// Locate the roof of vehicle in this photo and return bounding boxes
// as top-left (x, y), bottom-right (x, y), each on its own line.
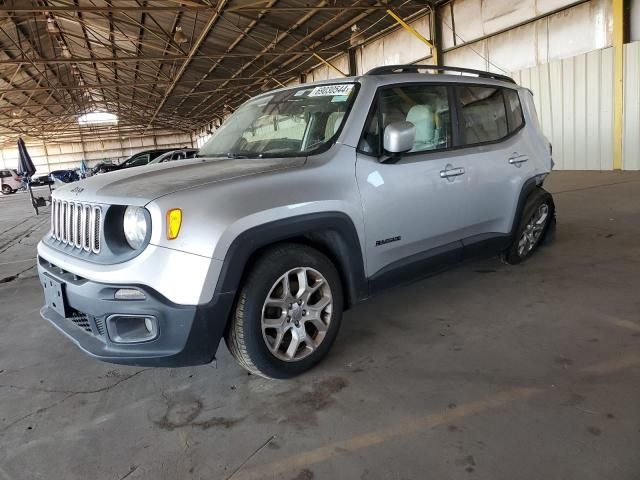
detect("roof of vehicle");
top-left (208, 65), bottom-right (525, 150)
top-left (133, 148), bottom-right (176, 154)
top-left (149, 148), bottom-right (199, 163)
top-left (365, 64), bottom-right (515, 83)
top-left (156, 148), bottom-right (198, 157)
top-left (247, 64), bottom-right (521, 105)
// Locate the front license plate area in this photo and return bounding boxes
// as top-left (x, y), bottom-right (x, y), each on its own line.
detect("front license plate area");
top-left (43, 274), bottom-right (68, 318)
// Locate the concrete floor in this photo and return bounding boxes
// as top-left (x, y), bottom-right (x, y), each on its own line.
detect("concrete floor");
top-left (1, 172), bottom-right (639, 480)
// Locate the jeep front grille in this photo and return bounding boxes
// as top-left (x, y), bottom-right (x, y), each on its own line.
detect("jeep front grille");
top-left (51, 199), bottom-right (102, 253)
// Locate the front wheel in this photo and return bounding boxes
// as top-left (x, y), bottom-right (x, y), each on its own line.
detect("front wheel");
top-left (503, 189), bottom-right (555, 265)
top-left (225, 243), bottom-right (343, 379)
top-left (1, 185), bottom-right (13, 195)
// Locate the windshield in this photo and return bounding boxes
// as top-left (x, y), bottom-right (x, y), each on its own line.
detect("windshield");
top-left (198, 83), bottom-right (358, 158)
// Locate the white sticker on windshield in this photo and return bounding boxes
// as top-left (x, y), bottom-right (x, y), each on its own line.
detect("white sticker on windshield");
top-left (308, 84), bottom-right (354, 97)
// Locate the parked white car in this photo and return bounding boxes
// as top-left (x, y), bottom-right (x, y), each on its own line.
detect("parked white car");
top-left (0, 169), bottom-right (22, 194)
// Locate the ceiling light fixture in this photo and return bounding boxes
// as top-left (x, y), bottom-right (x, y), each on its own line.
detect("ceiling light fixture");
top-left (78, 111), bottom-right (118, 125)
top-left (173, 26), bottom-right (188, 45)
top-left (350, 24), bottom-right (365, 47)
top-left (46, 17), bottom-right (60, 35)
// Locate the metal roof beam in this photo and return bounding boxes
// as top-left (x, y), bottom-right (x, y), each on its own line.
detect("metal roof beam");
top-left (0, 50), bottom-right (343, 66)
top-left (1, 5), bottom-right (392, 13)
top-left (144, 1), bottom-right (229, 131)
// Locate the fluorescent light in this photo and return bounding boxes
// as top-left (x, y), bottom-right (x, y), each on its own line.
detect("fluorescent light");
top-left (78, 111), bottom-right (118, 125)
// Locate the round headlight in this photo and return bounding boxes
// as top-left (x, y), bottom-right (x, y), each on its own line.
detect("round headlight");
top-left (123, 206), bottom-right (148, 249)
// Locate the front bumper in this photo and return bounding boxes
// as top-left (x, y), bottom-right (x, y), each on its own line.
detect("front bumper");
top-left (37, 257), bottom-right (235, 367)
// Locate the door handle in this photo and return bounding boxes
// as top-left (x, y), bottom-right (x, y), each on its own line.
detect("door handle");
top-left (508, 153), bottom-right (528, 165)
top-left (440, 166), bottom-right (465, 179)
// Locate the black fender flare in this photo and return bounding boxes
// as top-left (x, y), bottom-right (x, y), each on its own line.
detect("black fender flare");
top-left (510, 177), bottom-right (550, 235)
top-left (213, 212), bottom-right (368, 310)
top-left (509, 176), bottom-right (556, 240)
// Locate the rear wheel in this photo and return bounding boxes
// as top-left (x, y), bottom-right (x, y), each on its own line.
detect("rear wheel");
top-left (1, 185), bottom-right (13, 195)
top-left (503, 189), bottom-right (555, 264)
top-left (225, 243), bottom-right (343, 379)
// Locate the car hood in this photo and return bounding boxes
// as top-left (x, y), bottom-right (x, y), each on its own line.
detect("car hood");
top-left (53, 156), bottom-right (305, 206)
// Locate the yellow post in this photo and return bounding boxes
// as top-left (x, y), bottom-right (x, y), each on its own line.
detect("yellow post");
top-left (386, 9), bottom-right (438, 65)
top-left (613, 0), bottom-right (624, 170)
top-left (312, 53), bottom-right (347, 77)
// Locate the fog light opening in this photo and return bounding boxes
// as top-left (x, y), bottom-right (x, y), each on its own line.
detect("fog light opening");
top-left (106, 315), bottom-right (158, 343)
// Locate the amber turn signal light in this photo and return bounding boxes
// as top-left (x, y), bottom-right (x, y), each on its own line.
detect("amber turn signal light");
top-left (166, 208), bottom-right (182, 240)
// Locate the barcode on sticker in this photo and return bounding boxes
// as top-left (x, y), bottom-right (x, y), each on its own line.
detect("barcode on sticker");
top-left (309, 84), bottom-right (354, 97)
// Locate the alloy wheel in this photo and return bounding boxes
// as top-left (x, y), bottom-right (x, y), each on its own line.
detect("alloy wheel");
top-left (261, 267), bottom-right (333, 362)
top-left (517, 203), bottom-right (549, 256)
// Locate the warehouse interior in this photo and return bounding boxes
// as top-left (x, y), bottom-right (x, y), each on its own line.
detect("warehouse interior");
top-left (1, 1), bottom-right (639, 479)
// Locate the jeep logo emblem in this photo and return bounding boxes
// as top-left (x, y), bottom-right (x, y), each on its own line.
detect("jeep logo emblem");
top-left (70, 186), bottom-right (84, 195)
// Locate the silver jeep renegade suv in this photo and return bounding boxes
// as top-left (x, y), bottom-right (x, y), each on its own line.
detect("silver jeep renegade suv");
top-left (38, 65), bottom-right (555, 379)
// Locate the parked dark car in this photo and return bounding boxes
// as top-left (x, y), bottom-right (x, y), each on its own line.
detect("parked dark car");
top-left (93, 149), bottom-right (177, 175)
top-left (90, 161), bottom-right (117, 175)
top-left (50, 169), bottom-right (80, 183)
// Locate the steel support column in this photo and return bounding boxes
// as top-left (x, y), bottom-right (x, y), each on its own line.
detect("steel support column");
top-left (430, 7), bottom-right (443, 66)
top-left (348, 48), bottom-right (357, 76)
top-left (612, 0), bottom-right (626, 170)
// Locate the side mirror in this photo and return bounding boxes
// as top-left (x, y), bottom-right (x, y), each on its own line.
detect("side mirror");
top-left (383, 121), bottom-right (415, 157)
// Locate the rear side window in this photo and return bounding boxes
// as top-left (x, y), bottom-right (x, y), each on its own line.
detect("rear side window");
top-left (457, 86), bottom-right (508, 145)
top-left (0, 170), bottom-right (9, 178)
top-left (504, 88), bottom-right (525, 133)
top-left (358, 85), bottom-right (452, 156)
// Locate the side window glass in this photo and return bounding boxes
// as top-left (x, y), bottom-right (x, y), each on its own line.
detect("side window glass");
top-left (381, 85), bottom-right (452, 153)
top-left (504, 89), bottom-right (524, 133)
top-left (457, 86), bottom-right (508, 145)
top-left (130, 154), bottom-right (150, 167)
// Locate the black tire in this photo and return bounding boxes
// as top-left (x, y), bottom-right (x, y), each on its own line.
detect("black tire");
top-left (1, 185), bottom-right (13, 195)
top-left (225, 243), bottom-right (344, 379)
top-left (502, 188), bottom-right (555, 265)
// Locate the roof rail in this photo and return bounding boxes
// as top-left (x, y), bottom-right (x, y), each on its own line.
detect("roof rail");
top-left (365, 64), bottom-right (516, 84)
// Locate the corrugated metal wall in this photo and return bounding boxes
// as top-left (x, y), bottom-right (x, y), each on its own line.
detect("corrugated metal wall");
top-left (192, 0), bottom-right (640, 170)
top-left (511, 42), bottom-right (640, 171)
top-left (623, 41), bottom-right (640, 170)
top-left (0, 132), bottom-right (194, 175)
top-left (512, 48), bottom-right (615, 170)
